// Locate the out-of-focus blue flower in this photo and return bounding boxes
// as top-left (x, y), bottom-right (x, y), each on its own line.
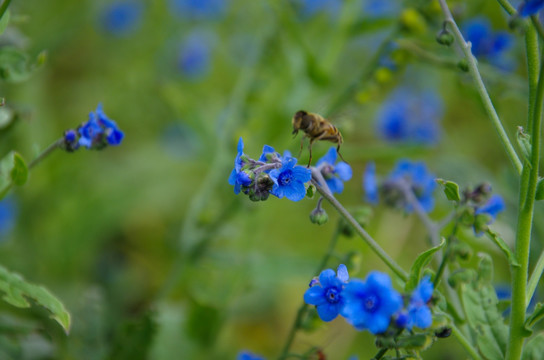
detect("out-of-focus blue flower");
top-left (0, 198), bottom-right (16, 236)
top-left (376, 87), bottom-right (443, 146)
top-left (78, 104), bottom-right (124, 149)
top-left (100, 1), bottom-right (143, 36)
top-left (363, 162), bottom-right (379, 204)
top-left (304, 264), bottom-right (349, 322)
top-left (462, 18), bottom-right (513, 67)
top-left (397, 277), bottom-right (433, 330)
top-left (178, 31), bottom-right (212, 79)
top-left (269, 157), bottom-right (311, 201)
top-left (388, 159), bottom-right (436, 213)
top-left (341, 271), bottom-right (402, 334)
top-left (228, 138), bottom-right (252, 194)
top-left (295, 0), bottom-right (342, 18)
top-left (169, 0), bottom-right (228, 19)
top-left (475, 194), bottom-right (505, 222)
top-left (316, 147), bottom-right (352, 194)
top-left (362, 0), bottom-right (401, 17)
top-left (519, 0), bottom-right (544, 16)
top-left (237, 351), bottom-right (265, 360)
top-left (258, 145), bottom-right (277, 162)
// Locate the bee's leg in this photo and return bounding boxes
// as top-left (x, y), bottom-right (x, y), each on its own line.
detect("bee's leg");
top-left (298, 137), bottom-right (305, 158)
top-left (337, 145), bottom-right (347, 164)
top-left (307, 139), bottom-right (316, 167)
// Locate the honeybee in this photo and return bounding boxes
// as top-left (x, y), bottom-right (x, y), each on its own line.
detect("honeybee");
top-left (292, 110), bottom-right (345, 167)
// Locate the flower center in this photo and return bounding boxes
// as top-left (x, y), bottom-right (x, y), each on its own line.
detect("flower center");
top-left (278, 170), bottom-right (293, 186)
top-left (364, 294), bottom-right (379, 312)
top-left (325, 287), bottom-right (340, 304)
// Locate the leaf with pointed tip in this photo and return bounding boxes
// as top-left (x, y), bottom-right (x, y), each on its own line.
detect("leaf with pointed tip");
top-left (405, 238), bottom-right (445, 292)
top-left (0, 151), bottom-right (28, 200)
top-left (436, 178), bottom-right (460, 202)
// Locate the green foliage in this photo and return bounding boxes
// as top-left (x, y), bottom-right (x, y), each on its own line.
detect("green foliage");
top-left (535, 178), bottom-right (544, 200)
top-left (459, 256), bottom-right (508, 360)
top-left (185, 300), bottom-right (222, 347)
top-left (0, 265), bottom-right (70, 333)
top-left (0, 151), bottom-right (28, 200)
top-left (522, 333), bottom-right (544, 360)
top-left (0, 9), bottom-right (9, 36)
top-left (436, 179), bottom-right (460, 202)
top-left (486, 230), bottom-right (519, 267)
top-left (526, 303), bottom-right (544, 329)
top-left (0, 47), bottom-right (43, 83)
top-left (108, 312), bottom-right (156, 360)
top-left (405, 238), bottom-right (445, 292)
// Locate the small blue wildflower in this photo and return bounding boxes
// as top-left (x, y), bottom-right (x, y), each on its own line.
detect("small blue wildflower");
top-left (169, 0), bottom-right (228, 19)
top-left (178, 31), bottom-right (212, 79)
top-left (388, 159), bottom-right (436, 213)
top-left (341, 271), bottom-right (402, 334)
top-left (78, 104), bottom-right (124, 149)
top-left (269, 157), bottom-right (311, 201)
top-left (228, 138), bottom-right (251, 194)
top-left (376, 87), bottom-right (443, 146)
top-left (363, 162), bottom-right (379, 204)
top-left (237, 351), bottom-right (265, 360)
top-left (258, 145), bottom-right (277, 162)
top-left (397, 277), bottom-right (433, 330)
top-left (462, 18), bottom-right (513, 68)
top-left (304, 264), bottom-right (349, 322)
top-left (295, 0), bottom-right (341, 18)
top-left (100, 1), bottom-right (143, 36)
top-left (519, 0), bottom-right (544, 16)
top-left (0, 198), bottom-right (16, 236)
top-left (475, 194), bottom-right (505, 222)
top-left (316, 147), bottom-right (352, 194)
top-left (95, 104), bottom-right (124, 146)
top-left (63, 129), bottom-right (80, 152)
top-left (362, 0), bottom-right (401, 17)
top-left (78, 113), bottom-right (103, 149)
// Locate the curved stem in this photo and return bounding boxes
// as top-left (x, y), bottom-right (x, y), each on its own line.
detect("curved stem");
top-left (527, 249), bottom-right (544, 306)
top-left (28, 138), bottom-right (64, 170)
top-left (312, 179), bottom-right (409, 281)
top-left (278, 228), bottom-right (341, 360)
top-left (437, 0), bottom-right (523, 175)
top-left (451, 324), bottom-right (483, 360)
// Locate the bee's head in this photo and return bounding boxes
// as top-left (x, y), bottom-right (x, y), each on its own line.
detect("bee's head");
top-left (292, 110), bottom-right (307, 135)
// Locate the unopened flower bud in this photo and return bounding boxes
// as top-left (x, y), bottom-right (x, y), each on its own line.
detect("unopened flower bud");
top-left (310, 207), bottom-right (328, 225)
top-left (457, 59), bottom-right (469, 72)
top-left (436, 29), bottom-right (454, 46)
top-left (435, 327), bottom-right (452, 338)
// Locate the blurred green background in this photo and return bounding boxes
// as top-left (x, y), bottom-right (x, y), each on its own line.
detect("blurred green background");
top-left (0, 0), bottom-right (539, 359)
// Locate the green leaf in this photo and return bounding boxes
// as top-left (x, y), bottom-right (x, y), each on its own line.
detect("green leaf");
top-left (0, 47), bottom-right (43, 83)
top-left (0, 10), bottom-right (9, 36)
top-left (0, 265), bottom-right (70, 333)
top-left (0, 107), bottom-right (15, 130)
top-left (460, 258), bottom-right (508, 360)
top-left (436, 178), bottom-right (461, 202)
top-left (0, 151), bottom-right (28, 200)
top-left (526, 303), bottom-right (544, 329)
top-left (486, 230), bottom-right (520, 267)
top-left (405, 238), bottom-right (445, 292)
top-left (350, 17), bottom-right (395, 35)
top-left (536, 178), bottom-right (544, 201)
top-left (522, 333), bottom-right (544, 360)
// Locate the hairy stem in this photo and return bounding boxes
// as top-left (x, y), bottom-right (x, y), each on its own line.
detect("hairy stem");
top-left (28, 138), bottom-right (64, 170)
top-left (312, 179), bottom-right (409, 281)
top-left (451, 323), bottom-right (483, 360)
top-left (437, 0), bottom-right (523, 175)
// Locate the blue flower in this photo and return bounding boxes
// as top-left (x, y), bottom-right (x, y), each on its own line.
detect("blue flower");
top-left (376, 87), bottom-right (443, 146)
top-left (316, 147), bottom-right (352, 194)
top-left (363, 162), bottom-right (379, 204)
top-left (362, 0), bottom-right (401, 17)
top-left (94, 104), bottom-right (124, 146)
top-left (269, 157), bottom-right (311, 201)
top-left (78, 113), bottom-right (103, 149)
top-left (388, 159), bottom-right (436, 213)
top-left (462, 18), bottom-right (513, 68)
top-left (0, 198), bottom-right (16, 236)
top-left (78, 104), bottom-right (124, 149)
top-left (258, 145), bottom-right (277, 162)
top-left (475, 194), bottom-right (505, 222)
top-left (228, 138), bottom-right (252, 194)
top-left (100, 1), bottom-right (143, 36)
top-left (296, 0), bottom-right (342, 18)
top-left (519, 0), bottom-right (544, 16)
top-left (397, 277), bottom-right (433, 330)
top-left (178, 31), bottom-right (212, 79)
top-left (341, 271), bottom-right (402, 334)
top-left (237, 351), bottom-right (265, 360)
top-left (169, 0), bottom-right (228, 19)
top-left (304, 264), bottom-right (349, 322)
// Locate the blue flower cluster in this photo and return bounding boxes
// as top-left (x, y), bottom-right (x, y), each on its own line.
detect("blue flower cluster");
top-left (304, 265), bottom-right (434, 334)
top-left (376, 87), bottom-right (443, 146)
top-left (363, 159), bottom-right (436, 213)
top-left (169, 0), bottom-right (228, 20)
top-left (178, 31), bottom-right (212, 79)
top-left (315, 147), bottom-right (352, 194)
top-left (228, 138), bottom-right (311, 202)
top-left (468, 186), bottom-right (505, 234)
top-left (462, 18), bottom-right (513, 68)
top-left (237, 351), bottom-right (265, 360)
top-left (63, 104), bottom-right (124, 152)
top-left (0, 197), bottom-right (16, 237)
top-left (100, 1), bottom-right (143, 36)
top-left (519, 0), bottom-right (544, 17)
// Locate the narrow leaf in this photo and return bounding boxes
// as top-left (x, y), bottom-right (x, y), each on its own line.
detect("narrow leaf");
top-left (486, 230), bottom-right (519, 268)
top-left (0, 10), bottom-right (9, 36)
top-left (526, 303), bottom-right (544, 329)
top-left (0, 151), bottom-right (28, 200)
top-left (436, 178), bottom-right (461, 202)
top-left (405, 238), bottom-right (445, 292)
top-left (536, 178), bottom-right (544, 201)
top-left (0, 265), bottom-right (70, 333)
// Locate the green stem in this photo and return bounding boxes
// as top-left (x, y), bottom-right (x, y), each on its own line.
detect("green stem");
top-left (278, 228), bottom-right (341, 360)
top-left (451, 324), bottom-right (483, 360)
top-left (371, 348), bottom-right (389, 360)
top-left (0, 0), bottom-right (12, 21)
top-left (506, 50), bottom-right (544, 360)
top-left (495, 0), bottom-right (516, 15)
top-left (312, 179), bottom-right (409, 281)
top-left (526, 26), bottom-right (539, 131)
top-left (28, 138), bottom-right (63, 170)
top-left (531, 15), bottom-right (544, 41)
top-left (437, 0), bottom-right (523, 175)
top-left (527, 249), bottom-right (544, 306)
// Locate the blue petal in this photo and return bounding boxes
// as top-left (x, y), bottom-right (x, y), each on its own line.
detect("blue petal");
top-left (283, 181), bottom-right (307, 201)
top-left (363, 162), bottom-right (379, 204)
top-left (365, 271), bottom-right (392, 289)
top-left (327, 177), bottom-right (344, 194)
top-left (258, 145), bottom-right (275, 162)
top-left (304, 286), bottom-right (326, 306)
top-left (237, 137), bottom-right (244, 154)
top-left (337, 264), bottom-right (349, 282)
top-left (318, 269), bottom-right (336, 287)
top-left (228, 168), bottom-right (237, 185)
top-left (413, 276), bottom-right (433, 303)
top-left (412, 305), bottom-right (432, 329)
top-left (335, 162), bottom-right (352, 181)
top-left (316, 302), bottom-right (340, 322)
top-left (520, 0), bottom-right (544, 17)
top-left (234, 182), bottom-right (241, 195)
top-left (316, 147), bottom-right (337, 166)
top-left (367, 313), bottom-right (390, 334)
top-left (476, 194), bottom-right (505, 220)
top-left (291, 166), bottom-right (312, 183)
